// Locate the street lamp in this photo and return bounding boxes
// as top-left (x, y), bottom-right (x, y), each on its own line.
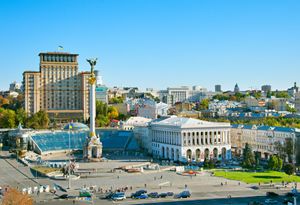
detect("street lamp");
top-left (68, 122), bottom-right (72, 189)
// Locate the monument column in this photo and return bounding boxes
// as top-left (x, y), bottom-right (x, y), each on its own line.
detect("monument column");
top-left (83, 58), bottom-right (102, 161)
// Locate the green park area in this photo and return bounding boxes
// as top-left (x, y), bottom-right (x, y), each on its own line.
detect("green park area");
top-left (214, 171), bottom-right (300, 184)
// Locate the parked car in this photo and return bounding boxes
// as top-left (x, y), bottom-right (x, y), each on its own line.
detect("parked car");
top-left (148, 192), bottom-right (159, 198)
top-left (58, 194), bottom-right (69, 199)
top-left (131, 190), bottom-right (147, 198)
top-left (265, 198), bottom-right (278, 204)
top-left (135, 193), bottom-right (148, 199)
top-left (159, 193), bottom-right (168, 198)
top-left (101, 192), bottom-right (115, 199)
top-left (111, 192), bottom-right (126, 201)
top-left (266, 192), bottom-right (279, 197)
top-left (167, 192), bottom-right (174, 196)
top-left (174, 191), bottom-right (191, 198)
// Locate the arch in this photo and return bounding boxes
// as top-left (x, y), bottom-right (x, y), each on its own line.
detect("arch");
top-left (171, 148), bottom-right (175, 160)
top-left (213, 148), bottom-right (218, 159)
top-left (195, 149), bottom-right (201, 161)
top-left (161, 146), bottom-right (165, 158)
top-left (204, 148), bottom-right (210, 160)
top-left (186, 149), bottom-right (192, 161)
top-left (222, 147), bottom-right (226, 160)
top-left (166, 147), bottom-right (170, 159)
top-left (176, 149), bottom-right (180, 161)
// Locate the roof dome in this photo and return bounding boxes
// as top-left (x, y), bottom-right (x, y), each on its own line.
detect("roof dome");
top-left (63, 123), bottom-right (89, 131)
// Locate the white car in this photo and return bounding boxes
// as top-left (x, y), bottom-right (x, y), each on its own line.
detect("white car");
top-left (111, 192), bottom-right (126, 201)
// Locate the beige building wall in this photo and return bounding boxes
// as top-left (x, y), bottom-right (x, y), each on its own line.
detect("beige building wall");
top-left (23, 52), bottom-right (91, 122)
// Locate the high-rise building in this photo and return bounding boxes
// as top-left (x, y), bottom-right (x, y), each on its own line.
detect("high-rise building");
top-left (215, 85), bottom-right (222, 92)
top-left (23, 52), bottom-right (91, 122)
top-left (94, 70), bottom-right (108, 103)
top-left (9, 81), bottom-right (21, 92)
top-left (261, 85), bottom-right (271, 93)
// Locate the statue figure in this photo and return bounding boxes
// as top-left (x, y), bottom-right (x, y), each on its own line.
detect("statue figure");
top-left (86, 58), bottom-right (98, 74)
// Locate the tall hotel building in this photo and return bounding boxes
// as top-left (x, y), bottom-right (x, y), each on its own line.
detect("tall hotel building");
top-left (23, 52), bottom-right (91, 122)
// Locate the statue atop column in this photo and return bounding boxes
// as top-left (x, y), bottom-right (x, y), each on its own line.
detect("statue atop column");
top-left (86, 58), bottom-right (97, 74)
top-left (83, 58), bottom-right (102, 161)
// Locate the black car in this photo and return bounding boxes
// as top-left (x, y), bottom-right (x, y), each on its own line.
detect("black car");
top-left (174, 191), bottom-right (191, 198)
top-left (159, 193), bottom-right (168, 198)
top-left (131, 190), bottom-right (147, 198)
top-left (266, 192), bottom-right (279, 197)
top-left (167, 192), bottom-right (174, 196)
top-left (58, 194), bottom-right (68, 199)
top-left (286, 192), bottom-right (296, 197)
top-left (148, 192), bottom-right (159, 198)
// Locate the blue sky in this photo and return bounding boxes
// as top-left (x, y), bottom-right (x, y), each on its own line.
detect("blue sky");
top-left (0, 0), bottom-right (300, 91)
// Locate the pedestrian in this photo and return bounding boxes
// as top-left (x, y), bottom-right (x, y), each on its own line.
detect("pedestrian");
top-left (73, 200), bottom-right (75, 204)
top-left (221, 182), bottom-right (223, 186)
top-left (161, 175), bottom-right (163, 179)
top-left (238, 182), bottom-right (240, 186)
top-left (185, 184), bottom-right (187, 189)
top-left (144, 183), bottom-right (147, 188)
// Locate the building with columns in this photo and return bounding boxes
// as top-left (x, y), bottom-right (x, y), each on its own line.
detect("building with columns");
top-left (150, 116), bottom-right (231, 162)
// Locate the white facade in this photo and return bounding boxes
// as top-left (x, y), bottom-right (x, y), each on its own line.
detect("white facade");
top-left (150, 116), bottom-right (231, 162)
top-left (138, 100), bottom-right (169, 119)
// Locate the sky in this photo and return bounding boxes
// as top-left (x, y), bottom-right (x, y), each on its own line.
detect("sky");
top-left (0, 0), bottom-right (300, 91)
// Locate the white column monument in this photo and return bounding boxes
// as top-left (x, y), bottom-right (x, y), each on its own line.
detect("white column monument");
top-left (83, 58), bottom-right (102, 161)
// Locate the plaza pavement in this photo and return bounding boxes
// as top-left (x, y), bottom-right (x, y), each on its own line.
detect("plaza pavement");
top-left (0, 152), bottom-right (295, 205)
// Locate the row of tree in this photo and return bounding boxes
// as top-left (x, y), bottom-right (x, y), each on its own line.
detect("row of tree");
top-left (242, 143), bottom-right (295, 175)
top-left (0, 108), bottom-right (50, 129)
top-left (95, 101), bottom-right (123, 127)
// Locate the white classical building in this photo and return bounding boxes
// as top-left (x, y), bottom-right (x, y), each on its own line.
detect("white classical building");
top-left (150, 116), bottom-right (231, 162)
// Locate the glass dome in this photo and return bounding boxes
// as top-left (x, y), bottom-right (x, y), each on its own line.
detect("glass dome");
top-left (63, 123), bottom-right (89, 131)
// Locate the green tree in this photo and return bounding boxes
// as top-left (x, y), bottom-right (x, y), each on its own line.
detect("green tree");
top-left (277, 156), bottom-right (283, 171)
top-left (108, 106), bottom-right (119, 120)
top-left (253, 92), bottom-right (262, 99)
top-left (213, 94), bottom-right (229, 101)
top-left (27, 110), bottom-right (49, 129)
top-left (285, 138), bottom-right (294, 163)
top-left (242, 143), bottom-right (255, 169)
top-left (16, 108), bottom-right (27, 126)
top-left (199, 99), bottom-right (209, 110)
top-left (0, 109), bottom-right (16, 128)
top-left (109, 96), bottom-right (124, 104)
top-left (286, 105), bottom-right (297, 113)
top-left (268, 155), bottom-right (278, 170)
top-left (95, 115), bottom-right (109, 127)
top-left (283, 163), bottom-right (295, 175)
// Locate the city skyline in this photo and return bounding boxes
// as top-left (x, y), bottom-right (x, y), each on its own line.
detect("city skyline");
top-left (1, 0), bottom-right (300, 91)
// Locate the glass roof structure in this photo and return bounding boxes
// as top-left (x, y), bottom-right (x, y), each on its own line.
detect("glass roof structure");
top-left (30, 129), bottom-right (140, 154)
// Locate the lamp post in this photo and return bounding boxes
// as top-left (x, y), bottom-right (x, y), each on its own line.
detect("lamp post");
top-left (68, 122), bottom-right (71, 189)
